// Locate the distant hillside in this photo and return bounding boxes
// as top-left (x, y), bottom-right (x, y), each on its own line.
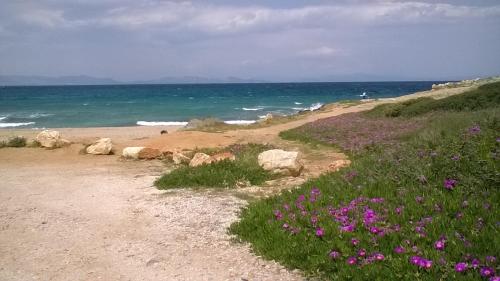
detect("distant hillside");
top-left (0, 75), bottom-right (119, 86)
top-left (0, 75), bottom-right (266, 86)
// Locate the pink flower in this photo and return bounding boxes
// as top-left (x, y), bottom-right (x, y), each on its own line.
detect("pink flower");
top-left (347, 256), bottom-right (357, 265)
top-left (358, 249), bottom-right (366, 257)
top-left (373, 253), bottom-right (385, 261)
top-left (455, 262), bottom-right (467, 273)
top-left (481, 267), bottom-right (495, 278)
top-left (351, 238), bottom-right (360, 246)
top-left (394, 246), bottom-right (405, 254)
top-left (444, 178), bottom-right (457, 190)
top-left (315, 227), bottom-right (324, 237)
top-left (329, 250), bottom-right (340, 260)
top-left (434, 239), bottom-right (445, 251)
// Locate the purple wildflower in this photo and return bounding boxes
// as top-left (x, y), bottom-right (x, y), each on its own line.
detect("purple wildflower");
top-left (469, 125), bottom-right (481, 135)
top-left (451, 155), bottom-right (460, 161)
top-left (340, 224), bottom-right (355, 232)
top-left (282, 223), bottom-right (289, 229)
top-left (394, 246), bottom-right (405, 254)
top-left (329, 250), bottom-right (341, 260)
top-left (490, 276), bottom-right (500, 281)
top-left (373, 253), bottom-right (385, 261)
top-left (315, 227), bottom-right (324, 237)
top-left (415, 196), bottom-right (424, 204)
top-left (472, 259), bottom-right (480, 269)
top-left (273, 210), bottom-right (283, 220)
top-left (486, 256), bottom-right (497, 264)
top-left (444, 178), bottom-right (458, 190)
top-left (434, 239), bottom-right (446, 251)
top-left (351, 238), bottom-right (360, 246)
top-left (455, 262), bottom-right (468, 273)
top-left (347, 256), bottom-right (357, 265)
top-left (481, 267), bottom-right (495, 278)
top-left (358, 249), bottom-right (367, 257)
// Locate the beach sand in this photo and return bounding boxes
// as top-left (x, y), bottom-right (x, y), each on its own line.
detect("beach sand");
top-left (0, 83), bottom-right (479, 280)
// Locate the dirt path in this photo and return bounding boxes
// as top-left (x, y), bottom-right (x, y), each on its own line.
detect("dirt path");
top-left (0, 148), bottom-right (302, 281)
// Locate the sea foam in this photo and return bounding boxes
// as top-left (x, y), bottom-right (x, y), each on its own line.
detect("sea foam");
top-left (137, 121), bottom-right (188, 126)
top-left (242, 107), bottom-right (263, 111)
top-left (0, 122), bottom-right (35, 128)
top-left (224, 120), bottom-right (256, 125)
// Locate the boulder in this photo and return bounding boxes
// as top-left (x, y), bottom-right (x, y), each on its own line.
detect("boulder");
top-left (328, 159), bottom-right (351, 172)
top-left (138, 147), bottom-right (161, 159)
top-left (259, 113), bottom-right (273, 123)
top-left (35, 130), bottom-right (71, 148)
top-left (211, 152), bottom-right (236, 162)
top-left (258, 149), bottom-right (303, 177)
top-left (86, 138), bottom-right (112, 155)
top-left (172, 151), bottom-right (190, 164)
top-left (189, 153), bottom-right (213, 167)
top-left (122, 147), bottom-right (145, 159)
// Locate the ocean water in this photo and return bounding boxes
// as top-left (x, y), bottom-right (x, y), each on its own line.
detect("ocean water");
top-left (0, 82), bottom-right (440, 128)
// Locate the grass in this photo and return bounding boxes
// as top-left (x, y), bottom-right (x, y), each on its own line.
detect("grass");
top-left (365, 81), bottom-right (500, 118)
top-left (0, 136), bottom-right (27, 148)
top-left (230, 84), bottom-right (500, 280)
top-left (155, 143), bottom-right (274, 189)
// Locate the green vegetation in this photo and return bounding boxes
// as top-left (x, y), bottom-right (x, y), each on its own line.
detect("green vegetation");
top-left (0, 136), bottom-right (27, 148)
top-left (230, 84), bottom-right (500, 280)
top-left (155, 143), bottom-right (274, 189)
top-left (366, 81), bottom-right (500, 118)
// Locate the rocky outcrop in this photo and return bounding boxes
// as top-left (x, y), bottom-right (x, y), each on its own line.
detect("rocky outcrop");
top-left (328, 159), bottom-right (351, 172)
top-left (138, 148), bottom-right (161, 159)
top-left (86, 138), bottom-right (112, 155)
top-left (189, 153), bottom-right (213, 167)
top-left (259, 113), bottom-right (273, 123)
top-left (211, 152), bottom-right (236, 162)
top-left (258, 149), bottom-right (303, 177)
top-left (172, 151), bottom-right (191, 164)
top-left (35, 130), bottom-right (71, 148)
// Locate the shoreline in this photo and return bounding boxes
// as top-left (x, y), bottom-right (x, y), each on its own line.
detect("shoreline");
top-left (0, 78), bottom-right (493, 149)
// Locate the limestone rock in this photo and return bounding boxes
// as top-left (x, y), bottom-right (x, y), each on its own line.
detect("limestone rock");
top-left (138, 147), bottom-right (161, 159)
top-left (328, 159), bottom-right (351, 172)
top-left (173, 151), bottom-right (190, 164)
top-left (122, 147), bottom-right (145, 159)
top-left (258, 149), bottom-right (303, 177)
top-left (35, 130), bottom-right (71, 148)
top-left (189, 153), bottom-right (213, 167)
top-left (86, 138), bottom-right (112, 155)
top-left (211, 152), bottom-right (236, 162)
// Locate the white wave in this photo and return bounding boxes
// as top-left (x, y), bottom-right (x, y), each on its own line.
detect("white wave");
top-left (242, 107), bottom-right (263, 111)
top-left (0, 116), bottom-right (6, 121)
top-left (294, 102), bottom-right (303, 105)
top-left (224, 120), bottom-right (256, 125)
top-left (28, 113), bottom-right (53, 119)
top-left (308, 103), bottom-right (324, 111)
top-left (292, 107), bottom-right (305, 111)
top-left (258, 115), bottom-right (267, 119)
top-left (0, 122), bottom-right (35, 128)
top-left (137, 121), bottom-right (188, 126)
top-left (83, 103), bottom-right (89, 106)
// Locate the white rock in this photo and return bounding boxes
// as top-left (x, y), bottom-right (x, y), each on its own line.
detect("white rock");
top-left (35, 130), bottom-right (71, 148)
top-left (189, 153), bottom-right (213, 167)
top-left (122, 147), bottom-right (145, 159)
top-left (86, 138), bottom-right (113, 155)
top-left (258, 149), bottom-right (303, 177)
top-left (173, 151), bottom-right (191, 164)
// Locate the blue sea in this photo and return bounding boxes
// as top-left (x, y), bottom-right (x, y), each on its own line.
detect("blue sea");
top-left (0, 82), bottom-right (441, 128)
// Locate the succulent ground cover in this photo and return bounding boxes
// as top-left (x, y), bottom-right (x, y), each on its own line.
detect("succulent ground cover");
top-left (231, 85), bottom-right (500, 280)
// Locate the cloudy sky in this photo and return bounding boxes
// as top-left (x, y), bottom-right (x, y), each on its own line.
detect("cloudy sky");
top-left (1, 0), bottom-right (499, 81)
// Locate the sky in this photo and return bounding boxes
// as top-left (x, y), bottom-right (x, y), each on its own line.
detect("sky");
top-left (0, 0), bottom-right (499, 82)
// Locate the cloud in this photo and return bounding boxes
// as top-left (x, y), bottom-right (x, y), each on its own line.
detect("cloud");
top-left (298, 46), bottom-right (338, 58)
top-left (6, 1), bottom-right (500, 33)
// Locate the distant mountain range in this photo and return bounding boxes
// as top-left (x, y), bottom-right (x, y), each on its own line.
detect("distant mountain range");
top-left (0, 75), bottom-right (266, 86)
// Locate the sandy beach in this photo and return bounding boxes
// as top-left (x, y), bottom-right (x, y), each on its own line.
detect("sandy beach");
top-left (0, 83), bottom-right (483, 280)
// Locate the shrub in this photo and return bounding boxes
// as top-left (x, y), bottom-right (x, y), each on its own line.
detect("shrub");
top-left (231, 109), bottom-right (500, 280)
top-left (155, 143), bottom-right (274, 189)
top-left (0, 136), bottom-right (27, 148)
